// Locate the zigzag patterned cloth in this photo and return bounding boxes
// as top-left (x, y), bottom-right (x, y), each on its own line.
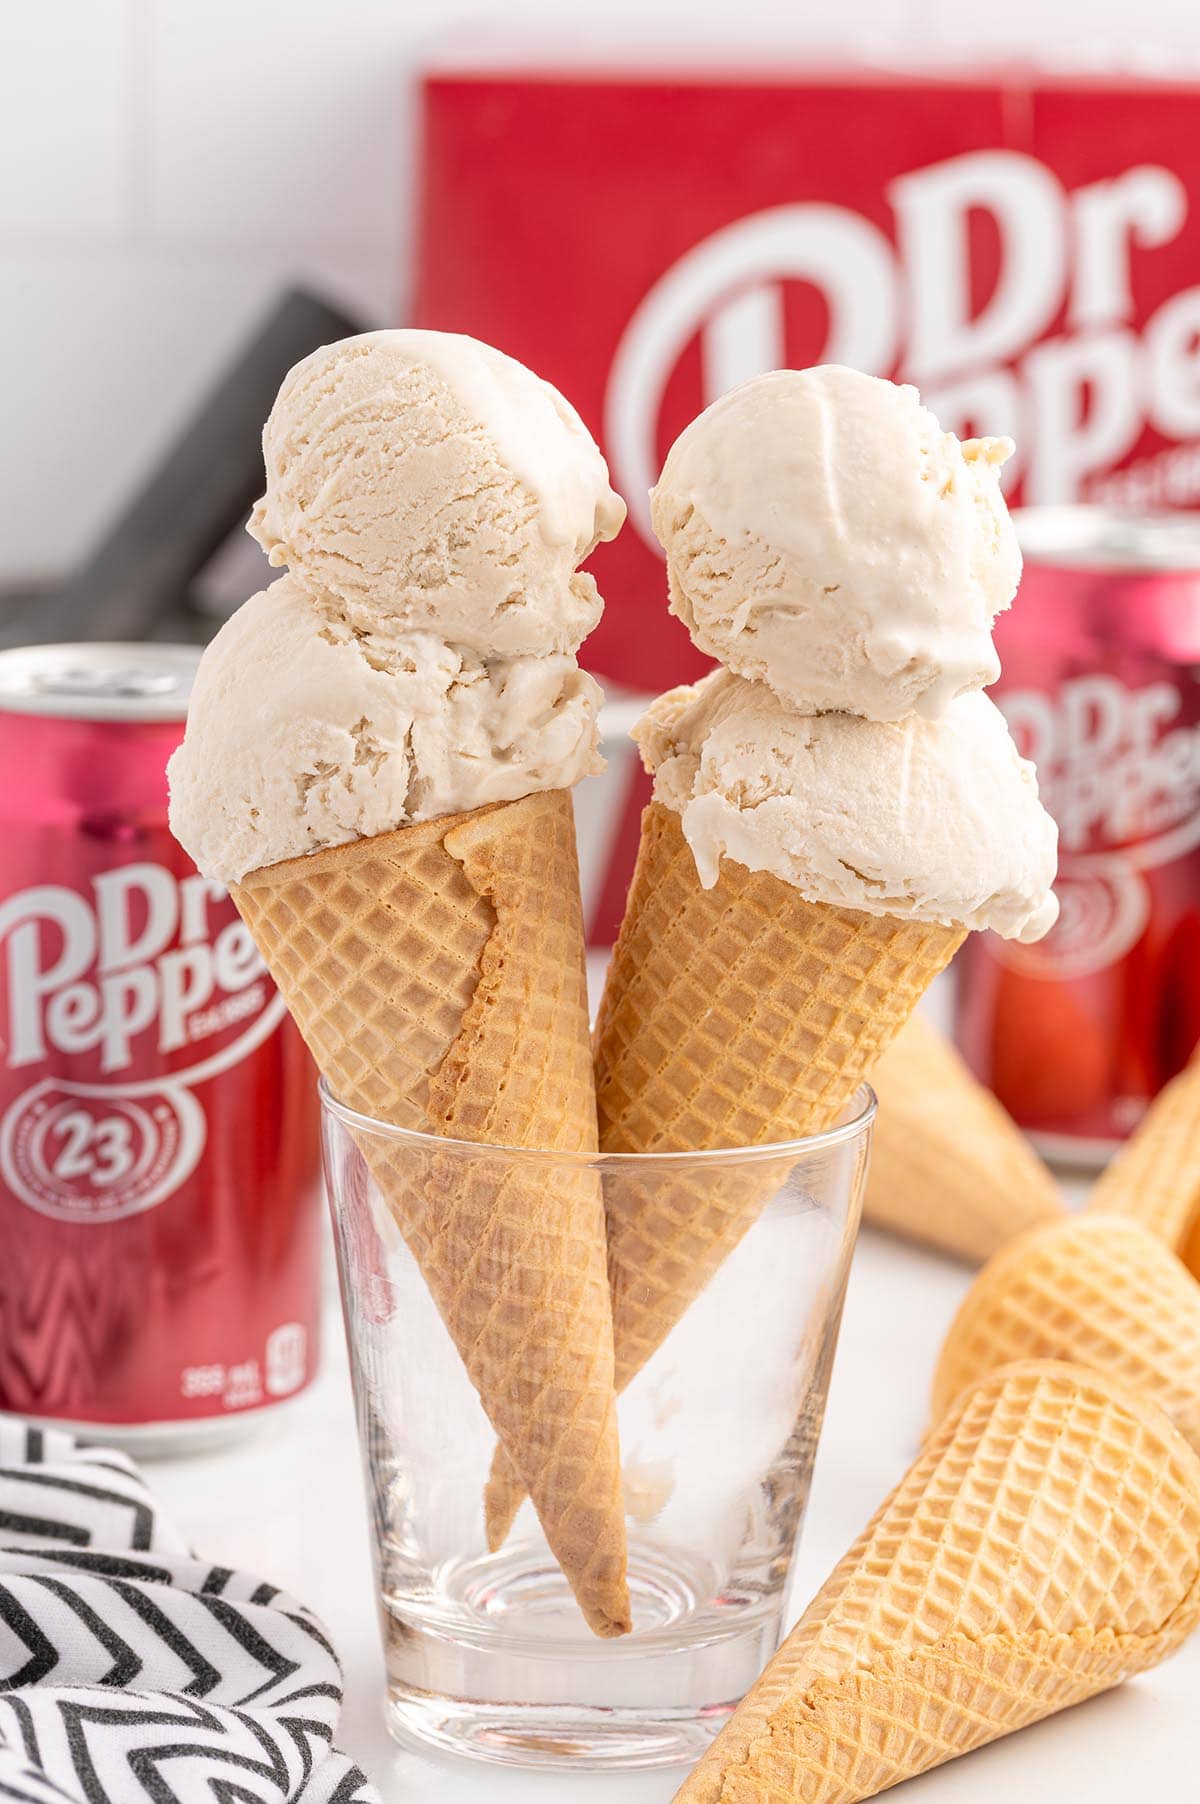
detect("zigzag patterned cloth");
top-left (0, 1422), bottom-right (379, 1803)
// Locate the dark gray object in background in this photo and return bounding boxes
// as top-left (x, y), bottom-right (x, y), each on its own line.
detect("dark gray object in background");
top-left (2, 288), bottom-right (363, 649)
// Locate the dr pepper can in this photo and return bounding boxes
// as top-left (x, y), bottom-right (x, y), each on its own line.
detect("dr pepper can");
top-left (0, 643), bottom-right (321, 1448)
top-left (957, 510), bottom-right (1200, 1164)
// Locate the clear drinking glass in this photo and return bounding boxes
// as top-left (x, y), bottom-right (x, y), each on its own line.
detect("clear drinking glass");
top-left (320, 1083), bottom-right (874, 1772)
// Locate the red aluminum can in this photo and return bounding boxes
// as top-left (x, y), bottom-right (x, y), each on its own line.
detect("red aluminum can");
top-left (0, 644), bottom-right (322, 1448)
top-left (956, 511), bottom-right (1200, 1164)
top-left (415, 58), bottom-right (1200, 940)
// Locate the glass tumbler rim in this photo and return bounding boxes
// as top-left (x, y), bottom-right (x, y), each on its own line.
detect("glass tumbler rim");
top-left (317, 1078), bottom-right (877, 1171)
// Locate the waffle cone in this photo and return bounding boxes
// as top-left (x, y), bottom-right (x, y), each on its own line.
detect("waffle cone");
top-left (231, 789), bottom-right (630, 1638)
top-left (932, 1213), bottom-right (1200, 1444)
top-left (485, 803), bottom-right (961, 1547)
top-left (865, 1011), bottom-right (1064, 1264)
top-left (674, 1360), bottom-right (1200, 1804)
top-left (596, 804), bottom-right (963, 1388)
top-left (1087, 1056), bottom-right (1200, 1277)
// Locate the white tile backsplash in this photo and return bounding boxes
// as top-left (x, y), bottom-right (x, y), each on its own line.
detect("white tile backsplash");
top-left (0, 0), bottom-right (135, 238)
top-left (1, 0), bottom-right (1198, 583)
top-left (147, 0), bottom-right (414, 250)
top-left (910, 0), bottom-right (1200, 60)
top-left (0, 243), bottom-right (394, 577)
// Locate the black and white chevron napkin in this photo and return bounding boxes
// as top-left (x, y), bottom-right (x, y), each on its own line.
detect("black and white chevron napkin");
top-left (0, 1422), bottom-right (378, 1804)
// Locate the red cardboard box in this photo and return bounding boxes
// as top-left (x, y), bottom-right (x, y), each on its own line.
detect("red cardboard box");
top-left (411, 55), bottom-right (1200, 934)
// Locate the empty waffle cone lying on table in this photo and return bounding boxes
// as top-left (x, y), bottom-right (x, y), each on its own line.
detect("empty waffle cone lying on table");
top-left (674, 1360), bottom-right (1200, 1804)
top-left (864, 1009), bottom-right (1064, 1263)
top-left (1087, 1054), bottom-right (1200, 1278)
top-left (932, 1212), bottom-right (1200, 1446)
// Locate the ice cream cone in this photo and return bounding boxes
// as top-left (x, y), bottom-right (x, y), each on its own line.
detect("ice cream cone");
top-left (1087, 1056), bottom-right (1200, 1278)
top-left (674, 1360), bottom-right (1200, 1804)
top-left (596, 803), bottom-right (963, 1379)
top-left (932, 1213), bottom-right (1200, 1445)
top-left (864, 1010), bottom-right (1064, 1263)
top-left (232, 786), bottom-right (630, 1638)
top-left (484, 801), bottom-right (963, 1549)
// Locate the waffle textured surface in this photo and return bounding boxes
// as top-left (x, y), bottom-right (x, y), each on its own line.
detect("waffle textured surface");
top-left (674, 1360), bottom-right (1200, 1803)
top-left (865, 1011), bottom-right (1063, 1263)
top-left (486, 802), bottom-right (962, 1550)
top-left (233, 790), bottom-right (629, 1637)
top-left (1088, 1057), bottom-right (1200, 1278)
top-left (932, 1213), bottom-right (1200, 1445)
top-left (595, 803), bottom-right (963, 1391)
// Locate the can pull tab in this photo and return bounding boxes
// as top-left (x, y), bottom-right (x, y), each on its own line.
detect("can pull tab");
top-left (32, 665), bottom-right (182, 703)
top-left (0, 644), bottom-right (201, 720)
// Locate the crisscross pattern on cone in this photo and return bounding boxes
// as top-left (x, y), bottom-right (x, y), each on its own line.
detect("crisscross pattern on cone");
top-left (674, 1361), bottom-right (1200, 1804)
top-left (932, 1214), bottom-right (1200, 1445)
top-left (865, 1011), bottom-right (1063, 1264)
top-left (596, 804), bottom-right (963, 1390)
top-left (483, 803), bottom-right (961, 1548)
top-left (1088, 1057), bottom-right (1200, 1278)
top-left (232, 789), bottom-right (630, 1638)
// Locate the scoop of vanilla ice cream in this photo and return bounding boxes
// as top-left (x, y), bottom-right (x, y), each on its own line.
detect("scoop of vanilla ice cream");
top-left (249, 329), bottom-right (625, 658)
top-left (651, 366), bottom-right (1020, 722)
top-left (636, 670), bottom-right (1058, 942)
top-left (168, 575), bottom-right (603, 884)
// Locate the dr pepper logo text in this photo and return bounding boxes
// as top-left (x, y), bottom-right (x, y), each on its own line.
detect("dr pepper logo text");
top-left (609, 149), bottom-right (1200, 544)
top-left (0, 864), bottom-right (284, 1222)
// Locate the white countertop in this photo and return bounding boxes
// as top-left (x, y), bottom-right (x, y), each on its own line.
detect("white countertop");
top-left (150, 1215), bottom-right (1200, 1802)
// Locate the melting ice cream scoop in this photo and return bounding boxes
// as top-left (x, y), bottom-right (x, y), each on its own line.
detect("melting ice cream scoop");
top-left (636, 670), bottom-right (1059, 943)
top-left (168, 575), bottom-right (604, 885)
top-left (651, 364), bottom-right (1019, 723)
